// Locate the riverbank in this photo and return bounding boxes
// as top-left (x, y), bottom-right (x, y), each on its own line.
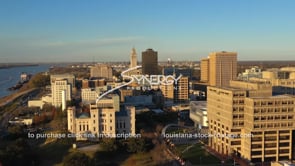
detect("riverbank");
top-left (0, 63), bottom-right (38, 69)
top-left (0, 88), bottom-right (38, 108)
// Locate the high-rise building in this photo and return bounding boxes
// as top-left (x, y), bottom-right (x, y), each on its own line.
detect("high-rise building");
top-left (142, 48), bottom-right (158, 75)
top-left (174, 76), bottom-right (189, 102)
top-left (207, 80), bottom-right (295, 163)
top-left (241, 95), bottom-right (295, 162)
top-left (51, 79), bottom-right (72, 108)
top-left (90, 64), bottom-right (113, 81)
top-left (160, 83), bottom-right (174, 101)
top-left (200, 58), bottom-right (210, 82)
top-left (209, 51), bottom-right (237, 87)
top-left (130, 47), bottom-right (137, 68)
top-left (200, 51), bottom-right (237, 87)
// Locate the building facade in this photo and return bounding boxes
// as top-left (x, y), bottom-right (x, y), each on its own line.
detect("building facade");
top-left (174, 76), bottom-right (189, 102)
top-left (160, 83), bottom-right (174, 101)
top-left (241, 95), bottom-right (295, 162)
top-left (90, 64), bottom-right (113, 81)
top-left (142, 48), bottom-right (158, 75)
top-left (207, 80), bottom-right (272, 155)
top-left (81, 88), bottom-right (100, 104)
top-left (207, 80), bottom-right (295, 163)
top-left (200, 51), bottom-right (237, 87)
top-left (51, 79), bottom-right (71, 108)
top-left (209, 51), bottom-right (237, 87)
top-left (51, 74), bottom-right (75, 89)
top-left (238, 66), bottom-right (262, 81)
top-left (130, 47), bottom-right (137, 68)
top-left (67, 95), bottom-right (135, 141)
top-left (262, 67), bottom-right (295, 95)
top-left (200, 58), bottom-right (210, 82)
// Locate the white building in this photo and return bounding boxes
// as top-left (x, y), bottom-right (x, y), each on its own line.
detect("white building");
top-left (238, 66), bottom-right (262, 81)
top-left (28, 95), bottom-right (52, 109)
top-left (67, 94), bottom-right (135, 140)
top-left (189, 101), bottom-right (208, 129)
top-left (51, 79), bottom-right (71, 109)
top-left (81, 88), bottom-right (99, 104)
top-left (51, 74), bottom-right (75, 89)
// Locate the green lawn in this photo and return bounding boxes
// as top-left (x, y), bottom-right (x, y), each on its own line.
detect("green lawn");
top-left (121, 152), bottom-right (157, 166)
top-left (180, 143), bottom-right (221, 165)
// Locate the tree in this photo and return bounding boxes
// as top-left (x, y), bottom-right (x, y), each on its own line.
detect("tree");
top-left (100, 138), bottom-right (118, 152)
top-left (29, 73), bottom-right (50, 88)
top-left (7, 125), bottom-right (24, 139)
top-left (0, 138), bottom-right (39, 166)
top-left (125, 137), bottom-right (146, 153)
top-left (63, 152), bottom-right (91, 166)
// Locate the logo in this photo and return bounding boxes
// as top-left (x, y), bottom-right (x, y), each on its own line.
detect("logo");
top-left (96, 66), bottom-right (182, 102)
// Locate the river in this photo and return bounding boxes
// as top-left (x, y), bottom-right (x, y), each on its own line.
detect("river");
top-left (0, 64), bottom-right (51, 98)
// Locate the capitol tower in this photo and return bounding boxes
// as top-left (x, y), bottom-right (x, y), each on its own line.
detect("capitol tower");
top-left (130, 47), bottom-right (137, 68)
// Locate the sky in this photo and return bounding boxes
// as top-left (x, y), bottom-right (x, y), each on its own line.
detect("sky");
top-left (0, 0), bottom-right (295, 63)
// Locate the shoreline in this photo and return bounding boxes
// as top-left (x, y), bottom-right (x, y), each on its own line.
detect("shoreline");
top-left (0, 64), bottom-right (39, 69)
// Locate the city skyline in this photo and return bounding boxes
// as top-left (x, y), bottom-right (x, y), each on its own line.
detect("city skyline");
top-left (1, 0), bottom-right (295, 63)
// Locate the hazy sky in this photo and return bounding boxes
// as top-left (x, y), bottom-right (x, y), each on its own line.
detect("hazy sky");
top-left (1, 0), bottom-right (295, 63)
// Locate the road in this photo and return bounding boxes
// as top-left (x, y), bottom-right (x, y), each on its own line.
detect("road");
top-left (0, 88), bottom-right (37, 107)
top-left (0, 88), bottom-right (38, 129)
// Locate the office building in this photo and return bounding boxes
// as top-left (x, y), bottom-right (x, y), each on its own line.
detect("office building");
top-left (90, 64), bottom-right (113, 81)
top-left (81, 88), bottom-right (100, 104)
top-left (174, 76), bottom-right (189, 102)
top-left (51, 74), bottom-right (75, 89)
top-left (200, 51), bottom-right (237, 87)
top-left (142, 48), bottom-right (158, 75)
top-left (200, 58), bottom-right (210, 82)
top-left (241, 95), bottom-right (295, 162)
top-left (207, 80), bottom-right (272, 155)
top-left (262, 67), bottom-right (295, 95)
top-left (238, 66), bottom-right (262, 81)
top-left (160, 83), bottom-right (174, 101)
top-left (51, 79), bottom-right (71, 108)
top-left (207, 80), bottom-right (295, 163)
